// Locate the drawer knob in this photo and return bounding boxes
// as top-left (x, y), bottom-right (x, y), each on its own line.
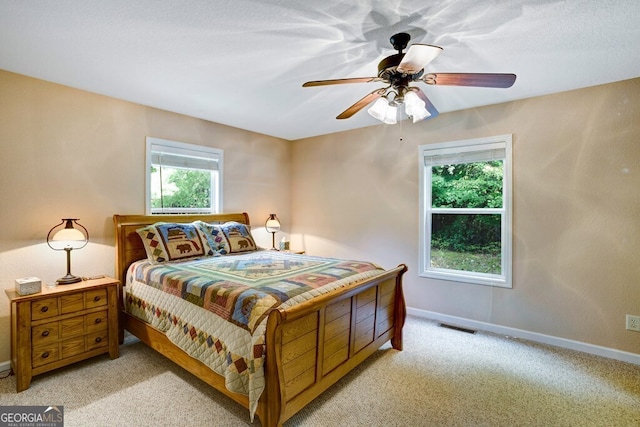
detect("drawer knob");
top-left (94, 318), bottom-right (102, 324)
top-left (42, 352), bottom-right (49, 359)
top-left (41, 306), bottom-right (49, 313)
top-left (42, 330), bottom-right (50, 337)
top-left (95, 337), bottom-right (102, 343)
top-left (94, 296), bottom-right (101, 302)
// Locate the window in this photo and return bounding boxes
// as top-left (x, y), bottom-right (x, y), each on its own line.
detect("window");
top-left (419, 135), bottom-right (512, 287)
top-left (146, 137), bottom-right (223, 214)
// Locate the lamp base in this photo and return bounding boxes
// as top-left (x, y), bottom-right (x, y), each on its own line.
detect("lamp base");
top-left (56, 274), bottom-right (82, 285)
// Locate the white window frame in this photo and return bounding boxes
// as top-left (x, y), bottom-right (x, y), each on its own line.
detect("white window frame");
top-left (419, 134), bottom-right (512, 288)
top-left (145, 137), bottom-right (223, 215)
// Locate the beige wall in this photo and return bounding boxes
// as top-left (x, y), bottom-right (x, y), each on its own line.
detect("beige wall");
top-left (292, 77), bottom-right (640, 355)
top-left (0, 70), bottom-right (291, 363)
top-left (2, 68), bottom-right (638, 366)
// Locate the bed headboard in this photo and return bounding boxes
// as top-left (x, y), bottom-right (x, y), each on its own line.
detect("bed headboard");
top-left (113, 212), bottom-right (250, 286)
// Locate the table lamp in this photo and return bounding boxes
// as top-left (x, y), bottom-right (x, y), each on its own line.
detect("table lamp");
top-left (47, 218), bottom-right (89, 284)
top-left (265, 214), bottom-right (281, 250)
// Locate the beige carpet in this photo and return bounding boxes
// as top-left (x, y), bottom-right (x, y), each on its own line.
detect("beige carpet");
top-left (1, 316), bottom-right (639, 426)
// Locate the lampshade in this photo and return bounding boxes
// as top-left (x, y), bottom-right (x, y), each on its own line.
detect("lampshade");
top-left (265, 214), bottom-right (281, 232)
top-left (404, 91), bottom-right (431, 123)
top-left (404, 90), bottom-right (424, 113)
top-left (409, 106), bottom-right (431, 123)
top-left (367, 98), bottom-right (389, 121)
top-left (47, 219), bottom-right (89, 284)
top-left (265, 214), bottom-right (281, 250)
top-left (51, 227), bottom-right (86, 245)
top-left (383, 103), bottom-right (398, 124)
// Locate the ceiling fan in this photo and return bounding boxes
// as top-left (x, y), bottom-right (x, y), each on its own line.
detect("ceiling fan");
top-left (302, 32), bottom-right (516, 124)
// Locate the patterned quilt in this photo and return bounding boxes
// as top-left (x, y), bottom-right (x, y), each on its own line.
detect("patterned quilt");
top-left (125, 250), bottom-right (384, 419)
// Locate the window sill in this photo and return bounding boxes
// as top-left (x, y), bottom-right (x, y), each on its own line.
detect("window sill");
top-left (420, 269), bottom-right (511, 288)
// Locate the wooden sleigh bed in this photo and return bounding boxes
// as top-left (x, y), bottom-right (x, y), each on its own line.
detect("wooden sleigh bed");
top-left (113, 212), bottom-right (407, 427)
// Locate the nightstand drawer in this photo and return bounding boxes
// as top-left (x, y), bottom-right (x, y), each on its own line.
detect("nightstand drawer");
top-left (60, 292), bottom-right (84, 314)
top-left (85, 289), bottom-right (107, 308)
top-left (86, 311), bottom-right (108, 332)
top-left (32, 324), bottom-right (59, 343)
top-left (31, 298), bottom-right (59, 320)
top-left (87, 330), bottom-right (109, 351)
top-left (32, 343), bottom-right (59, 368)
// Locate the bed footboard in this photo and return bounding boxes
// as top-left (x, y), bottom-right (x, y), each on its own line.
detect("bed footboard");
top-left (121, 264), bottom-right (407, 427)
top-left (258, 264), bottom-right (407, 426)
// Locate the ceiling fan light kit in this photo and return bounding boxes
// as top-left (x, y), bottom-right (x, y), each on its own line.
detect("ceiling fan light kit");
top-left (303, 32), bottom-right (516, 125)
top-left (366, 89), bottom-right (430, 124)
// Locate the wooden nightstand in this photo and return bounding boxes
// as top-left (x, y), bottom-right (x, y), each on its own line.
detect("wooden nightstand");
top-left (5, 276), bottom-right (120, 392)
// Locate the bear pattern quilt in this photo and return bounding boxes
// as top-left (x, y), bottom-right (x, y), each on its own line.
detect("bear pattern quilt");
top-left (125, 250), bottom-right (384, 419)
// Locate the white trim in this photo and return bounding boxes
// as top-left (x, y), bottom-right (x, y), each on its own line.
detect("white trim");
top-left (421, 136), bottom-right (509, 155)
top-left (145, 137), bottom-right (223, 215)
top-left (0, 360), bottom-right (10, 374)
top-left (419, 134), bottom-right (512, 288)
top-left (407, 307), bottom-right (640, 366)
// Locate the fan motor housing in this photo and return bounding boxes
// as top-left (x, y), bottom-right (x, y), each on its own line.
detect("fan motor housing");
top-left (378, 53), bottom-right (423, 84)
top-left (377, 53), bottom-right (403, 76)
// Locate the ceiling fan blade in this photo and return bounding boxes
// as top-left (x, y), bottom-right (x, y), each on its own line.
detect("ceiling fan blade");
top-left (412, 88), bottom-right (439, 119)
top-left (422, 73), bottom-right (517, 88)
top-left (397, 44), bottom-right (443, 74)
top-left (302, 77), bottom-right (379, 87)
top-left (336, 88), bottom-right (386, 119)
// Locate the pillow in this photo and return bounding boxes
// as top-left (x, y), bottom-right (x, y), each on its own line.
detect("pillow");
top-left (219, 221), bottom-right (257, 253)
top-left (202, 221), bottom-right (257, 254)
top-left (136, 222), bottom-right (215, 263)
top-left (194, 221), bottom-right (231, 255)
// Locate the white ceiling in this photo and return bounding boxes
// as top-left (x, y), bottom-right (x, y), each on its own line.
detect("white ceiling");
top-left (1, 1), bottom-right (639, 141)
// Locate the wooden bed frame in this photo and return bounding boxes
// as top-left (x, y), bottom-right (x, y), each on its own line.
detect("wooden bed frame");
top-left (113, 213), bottom-right (407, 427)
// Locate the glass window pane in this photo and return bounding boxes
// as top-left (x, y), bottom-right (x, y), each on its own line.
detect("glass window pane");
top-left (150, 166), bottom-right (211, 210)
top-left (430, 213), bottom-right (501, 274)
top-left (431, 160), bottom-right (503, 208)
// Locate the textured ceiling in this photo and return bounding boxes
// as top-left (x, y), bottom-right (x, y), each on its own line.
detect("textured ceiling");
top-left (1, 1), bottom-right (639, 140)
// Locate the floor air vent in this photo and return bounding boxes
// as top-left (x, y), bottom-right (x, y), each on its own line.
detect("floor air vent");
top-left (438, 323), bottom-right (477, 334)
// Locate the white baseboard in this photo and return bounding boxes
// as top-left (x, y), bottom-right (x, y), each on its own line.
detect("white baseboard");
top-left (407, 307), bottom-right (640, 366)
top-left (4, 310), bottom-right (636, 369)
